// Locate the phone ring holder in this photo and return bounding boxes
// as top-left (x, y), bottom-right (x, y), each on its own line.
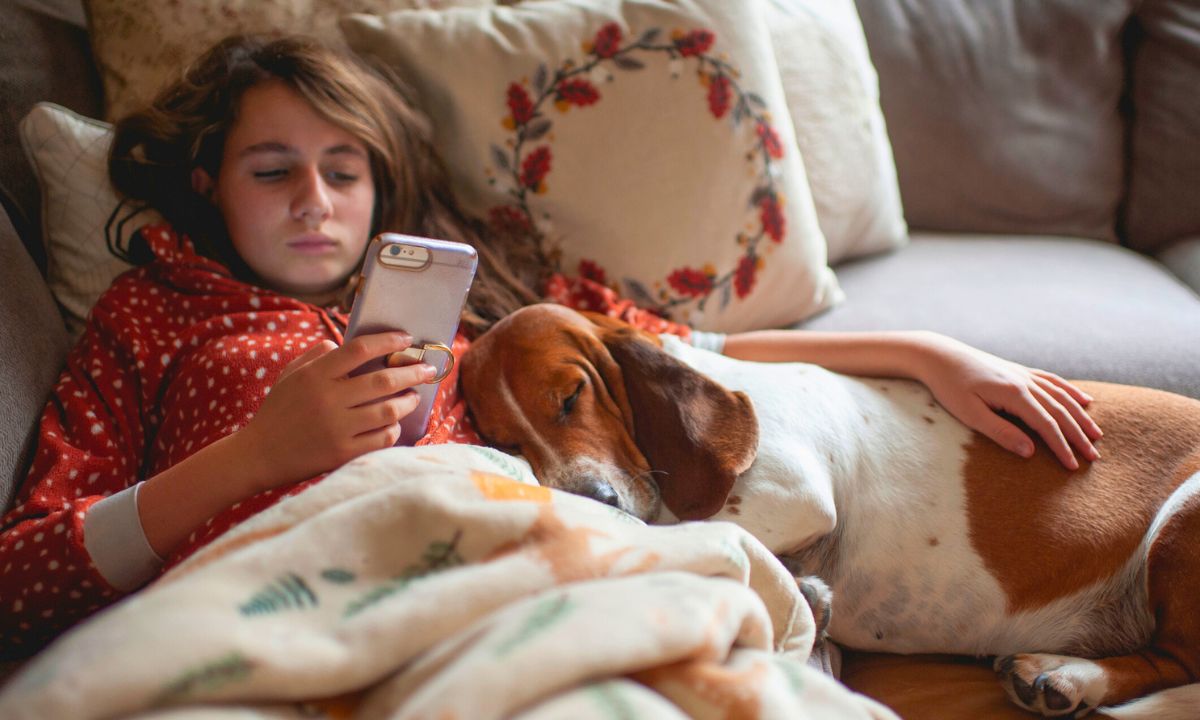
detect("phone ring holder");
top-left (388, 343), bottom-right (455, 383)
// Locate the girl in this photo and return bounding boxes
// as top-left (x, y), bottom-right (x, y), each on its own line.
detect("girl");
top-left (0, 34), bottom-right (1099, 655)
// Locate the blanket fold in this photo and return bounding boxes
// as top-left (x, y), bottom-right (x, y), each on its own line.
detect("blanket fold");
top-left (0, 445), bottom-right (894, 720)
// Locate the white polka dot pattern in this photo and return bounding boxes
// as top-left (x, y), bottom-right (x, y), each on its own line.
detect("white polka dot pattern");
top-left (0, 223), bottom-right (479, 652)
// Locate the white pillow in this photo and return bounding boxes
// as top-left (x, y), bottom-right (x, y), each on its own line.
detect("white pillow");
top-left (19, 103), bottom-right (159, 334)
top-left (342, 0), bottom-right (843, 332)
top-left (764, 0), bottom-right (907, 264)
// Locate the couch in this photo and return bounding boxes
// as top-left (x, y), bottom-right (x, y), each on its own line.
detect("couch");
top-left (3, 0), bottom-right (1200, 716)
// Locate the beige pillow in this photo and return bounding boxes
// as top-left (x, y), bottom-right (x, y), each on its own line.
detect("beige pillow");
top-left (85, 0), bottom-right (496, 120)
top-left (342, 0), bottom-right (842, 332)
top-left (19, 102), bottom-right (159, 334)
top-left (764, 0), bottom-right (907, 264)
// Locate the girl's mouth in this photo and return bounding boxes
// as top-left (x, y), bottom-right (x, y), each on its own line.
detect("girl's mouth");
top-left (288, 234), bottom-right (338, 254)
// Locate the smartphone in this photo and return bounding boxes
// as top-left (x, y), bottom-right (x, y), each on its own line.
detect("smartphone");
top-left (344, 233), bottom-right (478, 445)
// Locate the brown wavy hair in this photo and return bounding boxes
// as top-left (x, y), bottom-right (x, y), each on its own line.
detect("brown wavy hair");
top-left (108, 33), bottom-right (539, 331)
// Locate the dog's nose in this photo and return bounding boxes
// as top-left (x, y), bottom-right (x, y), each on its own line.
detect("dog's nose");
top-left (578, 476), bottom-right (621, 508)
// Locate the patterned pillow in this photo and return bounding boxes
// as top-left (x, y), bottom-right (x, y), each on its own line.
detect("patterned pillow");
top-left (765, 0), bottom-right (907, 264)
top-left (19, 103), bottom-right (159, 335)
top-left (342, 0), bottom-right (842, 332)
top-left (85, 0), bottom-right (496, 120)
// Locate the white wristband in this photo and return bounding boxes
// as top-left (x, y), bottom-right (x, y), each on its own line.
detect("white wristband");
top-left (687, 330), bottom-right (727, 354)
top-left (83, 483), bottom-right (164, 592)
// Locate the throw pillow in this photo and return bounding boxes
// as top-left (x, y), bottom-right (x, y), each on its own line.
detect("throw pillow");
top-left (341, 0), bottom-right (843, 332)
top-left (85, 0), bottom-right (496, 121)
top-left (854, 0), bottom-right (1133, 242)
top-left (764, 0), bottom-right (907, 264)
top-left (19, 102), bottom-right (159, 335)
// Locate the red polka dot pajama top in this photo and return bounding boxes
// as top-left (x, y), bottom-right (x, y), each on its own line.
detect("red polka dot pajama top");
top-left (0, 223), bottom-right (705, 655)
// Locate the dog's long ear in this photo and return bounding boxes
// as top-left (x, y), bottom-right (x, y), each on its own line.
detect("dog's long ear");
top-left (602, 329), bottom-right (759, 521)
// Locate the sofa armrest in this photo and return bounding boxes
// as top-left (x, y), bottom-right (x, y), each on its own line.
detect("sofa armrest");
top-left (0, 205), bottom-right (68, 513)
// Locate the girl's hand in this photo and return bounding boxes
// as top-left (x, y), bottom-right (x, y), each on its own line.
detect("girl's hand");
top-left (236, 331), bottom-right (436, 491)
top-left (911, 333), bottom-right (1103, 470)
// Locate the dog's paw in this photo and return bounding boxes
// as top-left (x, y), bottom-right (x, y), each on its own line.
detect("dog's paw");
top-left (795, 575), bottom-right (833, 637)
top-left (994, 653), bottom-right (1107, 718)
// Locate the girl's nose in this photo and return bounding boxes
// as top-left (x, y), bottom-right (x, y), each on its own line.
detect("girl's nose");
top-left (291, 167), bottom-right (332, 226)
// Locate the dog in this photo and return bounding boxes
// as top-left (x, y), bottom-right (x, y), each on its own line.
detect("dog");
top-left (460, 304), bottom-right (1200, 718)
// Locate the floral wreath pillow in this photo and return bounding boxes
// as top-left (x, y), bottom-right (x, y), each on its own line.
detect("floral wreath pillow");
top-left (343, 0), bottom-right (842, 332)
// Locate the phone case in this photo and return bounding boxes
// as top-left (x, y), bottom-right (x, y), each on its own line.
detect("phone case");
top-left (344, 233), bottom-right (478, 445)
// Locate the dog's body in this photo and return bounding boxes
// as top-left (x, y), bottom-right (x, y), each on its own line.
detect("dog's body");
top-left (461, 305), bottom-right (1200, 718)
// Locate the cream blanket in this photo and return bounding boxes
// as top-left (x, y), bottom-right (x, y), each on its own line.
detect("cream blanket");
top-left (0, 445), bottom-right (894, 719)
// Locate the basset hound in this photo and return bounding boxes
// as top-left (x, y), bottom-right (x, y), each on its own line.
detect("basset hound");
top-left (460, 304), bottom-right (1200, 719)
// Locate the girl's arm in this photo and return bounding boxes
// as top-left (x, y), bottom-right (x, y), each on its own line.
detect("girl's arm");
top-left (721, 329), bottom-right (1102, 470)
top-left (138, 332), bottom-right (433, 558)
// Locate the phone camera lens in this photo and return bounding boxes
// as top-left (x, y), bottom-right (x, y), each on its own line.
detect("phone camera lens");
top-left (388, 245), bottom-right (400, 255)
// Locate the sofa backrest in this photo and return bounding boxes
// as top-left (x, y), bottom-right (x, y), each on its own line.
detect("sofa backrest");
top-left (0, 210), bottom-right (69, 512)
top-left (0, 0), bottom-right (103, 273)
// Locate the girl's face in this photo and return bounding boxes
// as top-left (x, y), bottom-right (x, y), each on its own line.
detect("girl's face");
top-left (197, 80), bottom-right (376, 304)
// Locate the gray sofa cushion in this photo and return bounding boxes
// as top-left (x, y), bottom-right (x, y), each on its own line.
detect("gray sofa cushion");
top-left (854, 0), bottom-right (1133, 242)
top-left (800, 233), bottom-right (1200, 399)
top-left (0, 210), bottom-right (69, 511)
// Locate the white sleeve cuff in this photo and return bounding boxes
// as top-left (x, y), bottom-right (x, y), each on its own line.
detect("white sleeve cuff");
top-left (83, 483), bottom-right (164, 592)
top-left (687, 330), bottom-right (726, 354)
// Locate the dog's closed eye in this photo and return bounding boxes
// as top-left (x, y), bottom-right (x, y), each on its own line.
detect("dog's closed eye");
top-left (560, 381), bottom-right (585, 419)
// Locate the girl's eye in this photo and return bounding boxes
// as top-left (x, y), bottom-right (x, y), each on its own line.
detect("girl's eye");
top-left (561, 382), bottom-right (584, 416)
top-left (252, 169), bottom-right (287, 181)
top-left (327, 171), bottom-right (359, 185)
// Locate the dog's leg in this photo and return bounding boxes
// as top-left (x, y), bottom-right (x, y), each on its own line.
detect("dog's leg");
top-left (996, 483), bottom-right (1200, 718)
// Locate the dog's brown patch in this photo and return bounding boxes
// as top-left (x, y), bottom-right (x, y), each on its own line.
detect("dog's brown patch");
top-left (964, 382), bottom-right (1200, 612)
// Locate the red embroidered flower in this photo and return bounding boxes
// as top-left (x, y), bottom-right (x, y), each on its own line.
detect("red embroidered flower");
top-left (674, 29), bottom-right (714, 57)
top-left (579, 259), bottom-right (608, 284)
top-left (507, 83), bottom-right (535, 125)
top-left (734, 255), bottom-right (758, 298)
top-left (759, 194), bottom-right (785, 243)
top-left (488, 206), bottom-right (533, 237)
top-left (708, 74), bottom-right (732, 119)
top-left (521, 147), bottom-right (552, 191)
top-left (557, 78), bottom-right (601, 107)
top-left (756, 121), bottom-right (784, 159)
top-left (592, 22), bottom-right (622, 58)
top-left (667, 267), bottom-right (714, 297)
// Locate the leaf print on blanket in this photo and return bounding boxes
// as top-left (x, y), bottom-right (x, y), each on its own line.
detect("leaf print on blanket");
top-left (238, 572), bottom-right (319, 616)
top-left (343, 530), bottom-right (466, 618)
top-left (154, 652), bottom-right (255, 704)
top-left (493, 592), bottom-right (576, 657)
top-left (486, 21), bottom-right (789, 318)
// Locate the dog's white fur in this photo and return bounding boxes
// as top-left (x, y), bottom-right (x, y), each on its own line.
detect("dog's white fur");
top-left (646, 335), bottom-right (1198, 717)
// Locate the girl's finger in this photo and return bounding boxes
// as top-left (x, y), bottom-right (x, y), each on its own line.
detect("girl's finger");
top-left (342, 364), bottom-right (436, 406)
top-left (277, 340), bottom-right (337, 382)
top-left (319, 332), bottom-right (413, 378)
top-left (961, 399), bottom-right (1037, 459)
top-left (1031, 384), bottom-right (1098, 463)
top-left (1034, 376), bottom-right (1103, 445)
top-left (1032, 369), bottom-right (1093, 407)
top-left (1005, 388), bottom-right (1077, 470)
top-left (347, 391), bottom-right (422, 436)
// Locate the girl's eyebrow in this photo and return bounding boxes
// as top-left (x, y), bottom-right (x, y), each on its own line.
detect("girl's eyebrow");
top-left (238, 142), bottom-right (367, 158)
